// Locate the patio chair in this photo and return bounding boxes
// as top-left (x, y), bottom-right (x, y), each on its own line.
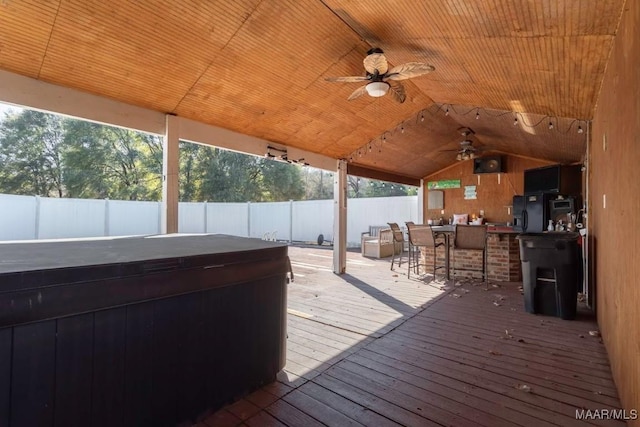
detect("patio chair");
top-left (406, 223), bottom-right (446, 279)
top-left (361, 228), bottom-right (396, 258)
top-left (387, 222), bottom-right (407, 270)
top-left (452, 224), bottom-right (488, 288)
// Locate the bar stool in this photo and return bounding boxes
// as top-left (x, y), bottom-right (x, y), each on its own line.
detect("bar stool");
top-left (452, 224), bottom-right (488, 288)
top-left (406, 223), bottom-right (446, 279)
top-left (387, 222), bottom-right (406, 270)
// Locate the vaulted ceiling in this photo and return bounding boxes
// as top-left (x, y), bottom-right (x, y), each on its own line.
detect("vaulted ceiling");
top-left (0, 0), bottom-right (626, 179)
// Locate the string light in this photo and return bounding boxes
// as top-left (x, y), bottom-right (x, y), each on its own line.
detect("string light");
top-left (345, 103), bottom-right (588, 162)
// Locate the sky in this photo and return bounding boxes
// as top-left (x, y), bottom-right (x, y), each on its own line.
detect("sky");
top-left (0, 102), bottom-right (23, 117)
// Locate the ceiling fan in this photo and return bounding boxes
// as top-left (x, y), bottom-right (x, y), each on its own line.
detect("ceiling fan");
top-left (325, 48), bottom-right (435, 103)
top-left (442, 127), bottom-right (481, 161)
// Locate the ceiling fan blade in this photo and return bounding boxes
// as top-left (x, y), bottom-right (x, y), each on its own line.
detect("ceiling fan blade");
top-left (347, 85), bottom-right (368, 101)
top-left (326, 76), bottom-right (370, 83)
top-left (363, 52), bottom-right (389, 75)
top-left (385, 62), bottom-right (435, 81)
top-left (388, 81), bottom-right (406, 103)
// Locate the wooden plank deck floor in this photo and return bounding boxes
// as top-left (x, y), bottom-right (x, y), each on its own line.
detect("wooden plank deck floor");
top-left (195, 245), bottom-right (625, 427)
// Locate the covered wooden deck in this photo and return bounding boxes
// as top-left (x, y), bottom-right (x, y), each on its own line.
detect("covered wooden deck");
top-left (197, 246), bottom-right (623, 427)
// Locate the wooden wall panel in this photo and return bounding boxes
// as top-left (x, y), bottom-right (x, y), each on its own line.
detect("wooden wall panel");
top-left (590, 1), bottom-right (640, 421)
top-left (422, 154), bottom-right (552, 224)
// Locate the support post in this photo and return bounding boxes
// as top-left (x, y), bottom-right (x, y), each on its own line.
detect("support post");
top-left (333, 160), bottom-right (347, 274)
top-left (161, 115), bottom-right (180, 234)
top-left (417, 179), bottom-right (425, 224)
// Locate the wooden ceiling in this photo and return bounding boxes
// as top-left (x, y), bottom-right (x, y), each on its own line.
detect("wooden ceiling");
top-left (0, 0), bottom-right (625, 179)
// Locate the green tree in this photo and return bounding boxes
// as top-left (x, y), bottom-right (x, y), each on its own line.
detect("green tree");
top-left (0, 110), bottom-right (66, 196)
top-left (63, 121), bottom-right (162, 200)
top-left (178, 144), bottom-right (306, 202)
top-left (179, 141), bottom-right (202, 201)
top-left (302, 168), bottom-right (333, 200)
top-left (259, 159), bottom-right (305, 201)
top-left (196, 148), bottom-right (263, 202)
top-left (350, 177), bottom-right (418, 197)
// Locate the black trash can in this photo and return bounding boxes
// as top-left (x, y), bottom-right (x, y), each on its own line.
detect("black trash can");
top-left (516, 232), bottom-right (581, 320)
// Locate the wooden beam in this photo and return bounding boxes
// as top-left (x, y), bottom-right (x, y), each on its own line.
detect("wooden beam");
top-left (0, 70), bottom-right (338, 173)
top-left (346, 164), bottom-right (420, 187)
top-left (177, 117), bottom-right (337, 172)
top-left (0, 70), bottom-right (165, 135)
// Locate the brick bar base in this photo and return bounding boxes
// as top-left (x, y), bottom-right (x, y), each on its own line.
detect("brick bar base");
top-left (419, 232), bottom-right (522, 282)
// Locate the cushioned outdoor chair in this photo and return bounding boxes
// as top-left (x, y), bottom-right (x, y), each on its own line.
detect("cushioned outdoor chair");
top-left (361, 228), bottom-right (396, 258)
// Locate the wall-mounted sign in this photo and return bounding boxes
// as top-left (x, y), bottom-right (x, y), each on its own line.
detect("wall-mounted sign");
top-left (427, 179), bottom-right (461, 189)
top-left (464, 185), bottom-right (477, 200)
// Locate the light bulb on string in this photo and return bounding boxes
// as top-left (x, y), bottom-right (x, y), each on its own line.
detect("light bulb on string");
top-left (445, 107), bottom-right (449, 116)
top-left (420, 112), bottom-right (425, 122)
top-left (513, 117), bottom-right (518, 126)
top-left (578, 125), bottom-right (584, 134)
top-left (475, 110), bottom-right (480, 120)
top-left (401, 125), bottom-right (405, 134)
top-left (548, 121), bottom-right (553, 129)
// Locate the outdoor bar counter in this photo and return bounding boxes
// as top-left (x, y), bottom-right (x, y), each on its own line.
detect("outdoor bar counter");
top-left (422, 225), bottom-right (522, 281)
top-left (0, 234), bottom-right (290, 427)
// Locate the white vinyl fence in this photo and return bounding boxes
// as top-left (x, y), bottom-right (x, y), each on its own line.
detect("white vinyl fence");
top-left (0, 193), bottom-right (418, 247)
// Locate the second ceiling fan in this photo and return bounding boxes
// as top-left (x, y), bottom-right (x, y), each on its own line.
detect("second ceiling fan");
top-left (441, 127), bottom-right (481, 161)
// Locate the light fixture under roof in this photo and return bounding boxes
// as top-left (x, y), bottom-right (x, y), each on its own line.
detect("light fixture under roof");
top-left (365, 82), bottom-right (390, 97)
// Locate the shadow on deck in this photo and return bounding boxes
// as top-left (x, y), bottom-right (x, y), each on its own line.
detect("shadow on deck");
top-left (196, 245), bottom-right (623, 427)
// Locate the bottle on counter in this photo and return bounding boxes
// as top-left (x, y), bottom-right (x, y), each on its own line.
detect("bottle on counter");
top-left (547, 220), bottom-right (554, 231)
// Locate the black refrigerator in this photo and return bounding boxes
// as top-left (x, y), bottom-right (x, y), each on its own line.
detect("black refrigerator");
top-left (513, 193), bottom-right (555, 233)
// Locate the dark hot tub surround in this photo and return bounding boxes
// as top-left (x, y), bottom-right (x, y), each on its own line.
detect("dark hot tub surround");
top-left (0, 234), bottom-right (290, 427)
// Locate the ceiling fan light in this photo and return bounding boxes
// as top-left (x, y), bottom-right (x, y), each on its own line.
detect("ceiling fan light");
top-left (365, 82), bottom-right (390, 97)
